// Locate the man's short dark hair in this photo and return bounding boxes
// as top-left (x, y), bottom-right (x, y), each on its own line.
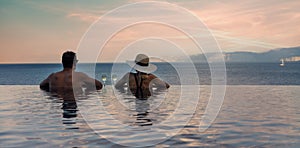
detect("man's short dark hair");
top-left (62, 51), bottom-right (77, 68)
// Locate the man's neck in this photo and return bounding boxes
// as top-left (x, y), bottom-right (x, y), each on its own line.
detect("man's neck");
top-left (63, 68), bottom-right (74, 71)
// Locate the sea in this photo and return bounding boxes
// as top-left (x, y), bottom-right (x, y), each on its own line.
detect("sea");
top-left (0, 62), bottom-right (300, 85)
top-left (0, 63), bottom-right (299, 147)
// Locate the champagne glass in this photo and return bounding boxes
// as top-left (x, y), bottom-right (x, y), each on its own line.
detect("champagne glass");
top-left (101, 73), bottom-right (107, 86)
top-left (112, 74), bottom-right (118, 84)
top-left (124, 82), bottom-right (128, 92)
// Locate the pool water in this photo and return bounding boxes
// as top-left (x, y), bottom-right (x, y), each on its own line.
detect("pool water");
top-left (0, 85), bottom-right (299, 147)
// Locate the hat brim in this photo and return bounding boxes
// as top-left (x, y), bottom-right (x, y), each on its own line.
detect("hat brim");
top-left (127, 60), bottom-right (157, 73)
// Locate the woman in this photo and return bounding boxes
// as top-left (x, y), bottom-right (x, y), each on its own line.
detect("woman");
top-left (115, 54), bottom-right (170, 98)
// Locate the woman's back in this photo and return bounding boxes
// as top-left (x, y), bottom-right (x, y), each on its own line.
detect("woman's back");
top-left (128, 73), bottom-right (154, 98)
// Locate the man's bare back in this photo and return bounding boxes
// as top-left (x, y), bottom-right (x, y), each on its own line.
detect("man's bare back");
top-left (40, 51), bottom-right (102, 100)
top-left (40, 69), bottom-right (102, 94)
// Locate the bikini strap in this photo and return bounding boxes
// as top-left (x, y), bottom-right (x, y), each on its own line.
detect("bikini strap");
top-left (134, 73), bottom-right (144, 98)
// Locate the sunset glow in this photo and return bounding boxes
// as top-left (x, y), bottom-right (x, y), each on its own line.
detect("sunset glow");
top-left (0, 0), bottom-right (299, 63)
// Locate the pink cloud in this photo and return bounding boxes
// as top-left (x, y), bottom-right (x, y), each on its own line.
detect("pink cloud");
top-left (185, 0), bottom-right (300, 51)
top-left (67, 12), bottom-right (99, 22)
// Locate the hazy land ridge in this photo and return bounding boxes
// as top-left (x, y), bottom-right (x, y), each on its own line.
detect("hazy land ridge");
top-left (189, 46), bottom-right (300, 63)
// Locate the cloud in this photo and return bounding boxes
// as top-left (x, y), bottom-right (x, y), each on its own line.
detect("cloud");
top-left (22, 1), bottom-right (104, 23)
top-left (179, 0), bottom-right (300, 51)
top-left (21, 1), bottom-right (68, 14)
top-left (67, 12), bottom-right (99, 22)
top-left (95, 0), bottom-right (300, 52)
top-left (1, 0), bottom-right (300, 63)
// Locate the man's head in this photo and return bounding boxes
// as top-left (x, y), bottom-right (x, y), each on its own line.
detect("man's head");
top-left (62, 51), bottom-right (78, 69)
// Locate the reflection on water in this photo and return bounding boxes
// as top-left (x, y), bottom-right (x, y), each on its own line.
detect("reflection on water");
top-left (44, 92), bottom-right (80, 127)
top-left (62, 101), bottom-right (77, 119)
top-left (0, 85), bottom-right (299, 147)
top-left (61, 101), bottom-right (78, 126)
top-left (133, 99), bottom-right (152, 126)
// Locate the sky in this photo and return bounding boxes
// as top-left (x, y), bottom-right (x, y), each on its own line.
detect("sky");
top-left (0, 0), bottom-right (300, 63)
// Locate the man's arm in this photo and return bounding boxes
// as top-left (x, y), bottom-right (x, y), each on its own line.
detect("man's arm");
top-left (80, 73), bottom-right (103, 90)
top-left (40, 73), bottom-right (53, 91)
top-left (95, 79), bottom-right (103, 90)
top-left (114, 73), bottom-right (129, 89)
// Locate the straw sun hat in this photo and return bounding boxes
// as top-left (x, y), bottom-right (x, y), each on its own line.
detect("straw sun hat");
top-left (127, 54), bottom-right (157, 73)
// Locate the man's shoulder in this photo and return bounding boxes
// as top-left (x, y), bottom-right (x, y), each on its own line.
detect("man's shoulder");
top-left (50, 71), bottom-right (65, 76)
top-left (48, 72), bottom-right (58, 77)
top-left (73, 72), bottom-right (90, 78)
top-left (53, 70), bottom-right (68, 74)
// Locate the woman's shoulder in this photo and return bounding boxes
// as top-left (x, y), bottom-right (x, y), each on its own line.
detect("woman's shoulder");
top-left (127, 72), bottom-right (135, 76)
top-left (148, 73), bottom-right (157, 79)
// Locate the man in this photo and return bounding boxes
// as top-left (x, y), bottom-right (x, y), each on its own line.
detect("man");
top-left (115, 54), bottom-right (170, 99)
top-left (40, 51), bottom-right (102, 98)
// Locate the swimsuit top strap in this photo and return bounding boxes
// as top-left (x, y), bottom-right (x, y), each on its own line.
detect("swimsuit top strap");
top-left (134, 73), bottom-right (144, 98)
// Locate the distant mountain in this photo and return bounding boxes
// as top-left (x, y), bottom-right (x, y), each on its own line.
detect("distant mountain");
top-left (189, 46), bottom-right (300, 63)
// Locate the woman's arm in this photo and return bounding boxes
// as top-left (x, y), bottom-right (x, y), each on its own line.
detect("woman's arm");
top-left (150, 74), bottom-right (170, 89)
top-left (80, 72), bottom-right (103, 90)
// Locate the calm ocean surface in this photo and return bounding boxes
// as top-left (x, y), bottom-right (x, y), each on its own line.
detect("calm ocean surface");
top-left (0, 85), bottom-right (299, 147)
top-left (0, 63), bottom-right (300, 85)
top-left (0, 63), bottom-right (299, 147)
